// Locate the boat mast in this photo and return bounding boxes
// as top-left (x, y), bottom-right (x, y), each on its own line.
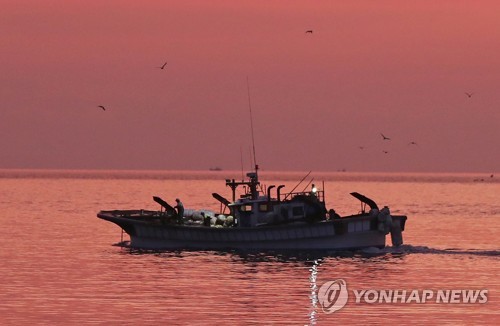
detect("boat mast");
top-left (225, 79), bottom-right (261, 202)
top-left (240, 146), bottom-right (244, 181)
top-left (246, 76), bottom-right (258, 174)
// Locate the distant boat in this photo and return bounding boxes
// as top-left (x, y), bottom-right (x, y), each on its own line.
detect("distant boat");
top-left (209, 167), bottom-right (223, 171)
top-left (97, 165), bottom-right (408, 251)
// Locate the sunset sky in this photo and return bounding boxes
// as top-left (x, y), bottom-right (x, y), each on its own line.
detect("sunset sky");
top-left (1, 1), bottom-right (499, 173)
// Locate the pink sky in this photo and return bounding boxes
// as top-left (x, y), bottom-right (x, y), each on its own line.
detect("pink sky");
top-left (1, 1), bottom-right (499, 172)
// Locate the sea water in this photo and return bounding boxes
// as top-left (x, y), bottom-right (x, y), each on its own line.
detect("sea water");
top-left (0, 170), bottom-right (498, 325)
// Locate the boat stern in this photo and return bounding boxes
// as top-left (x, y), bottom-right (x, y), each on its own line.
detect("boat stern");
top-left (390, 215), bottom-right (407, 246)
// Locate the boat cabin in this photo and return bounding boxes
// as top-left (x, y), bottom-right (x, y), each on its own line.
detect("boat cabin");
top-left (221, 167), bottom-right (327, 227)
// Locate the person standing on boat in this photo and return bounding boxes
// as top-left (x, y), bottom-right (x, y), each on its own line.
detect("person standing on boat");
top-left (201, 212), bottom-right (211, 227)
top-left (311, 184), bottom-right (318, 197)
top-left (174, 198), bottom-right (184, 224)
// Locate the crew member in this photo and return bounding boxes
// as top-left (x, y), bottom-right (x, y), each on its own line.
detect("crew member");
top-left (201, 212), bottom-right (211, 227)
top-left (174, 198), bottom-right (184, 224)
top-left (329, 209), bottom-right (341, 220)
top-left (311, 184), bottom-right (318, 197)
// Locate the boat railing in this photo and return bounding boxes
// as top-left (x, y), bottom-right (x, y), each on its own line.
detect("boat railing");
top-left (280, 190), bottom-right (324, 202)
top-left (103, 209), bottom-right (165, 219)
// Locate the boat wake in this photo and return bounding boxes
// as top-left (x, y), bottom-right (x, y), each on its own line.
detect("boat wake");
top-left (361, 245), bottom-right (500, 257)
top-left (112, 240), bottom-right (131, 247)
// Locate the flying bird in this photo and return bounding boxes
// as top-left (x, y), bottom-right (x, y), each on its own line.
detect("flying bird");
top-left (98, 105), bottom-right (106, 111)
top-left (380, 133), bottom-right (391, 141)
top-left (158, 61), bottom-right (167, 69)
top-left (465, 92), bottom-right (473, 98)
top-left (382, 150), bottom-right (389, 154)
top-left (305, 30), bottom-right (313, 34)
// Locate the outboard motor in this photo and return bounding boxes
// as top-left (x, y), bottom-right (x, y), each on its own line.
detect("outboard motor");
top-left (390, 219), bottom-right (404, 246)
top-left (377, 205), bottom-right (404, 246)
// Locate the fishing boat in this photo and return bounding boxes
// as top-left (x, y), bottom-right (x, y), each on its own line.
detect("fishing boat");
top-left (97, 165), bottom-right (408, 251)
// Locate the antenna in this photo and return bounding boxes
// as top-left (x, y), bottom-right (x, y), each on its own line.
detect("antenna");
top-left (284, 171), bottom-right (312, 200)
top-left (248, 146), bottom-right (253, 171)
top-left (240, 146), bottom-right (244, 180)
top-left (246, 76), bottom-right (257, 169)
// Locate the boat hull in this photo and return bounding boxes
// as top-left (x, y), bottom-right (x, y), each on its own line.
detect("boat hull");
top-left (129, 229), bottom-right (386, 251)
top-left (98, 211), bottom-right (407, 251)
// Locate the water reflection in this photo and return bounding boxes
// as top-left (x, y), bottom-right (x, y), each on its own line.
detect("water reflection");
top-left (117, 246), bottom-right (413, 262)
top-left (109, 245), bottom-right (497, 325)
top-left (308, 259), bottom-right (319, 325)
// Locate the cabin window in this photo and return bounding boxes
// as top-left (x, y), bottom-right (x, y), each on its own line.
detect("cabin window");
top-left (240, 205), bottom-right (253, 212)
top-left (292, 206), bottom-right (304, 217)
top-left (259, 204), bottom-right (268, 212)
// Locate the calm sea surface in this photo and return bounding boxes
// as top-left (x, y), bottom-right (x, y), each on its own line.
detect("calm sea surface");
top-left (0, 170), bottom-right (498, 325)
